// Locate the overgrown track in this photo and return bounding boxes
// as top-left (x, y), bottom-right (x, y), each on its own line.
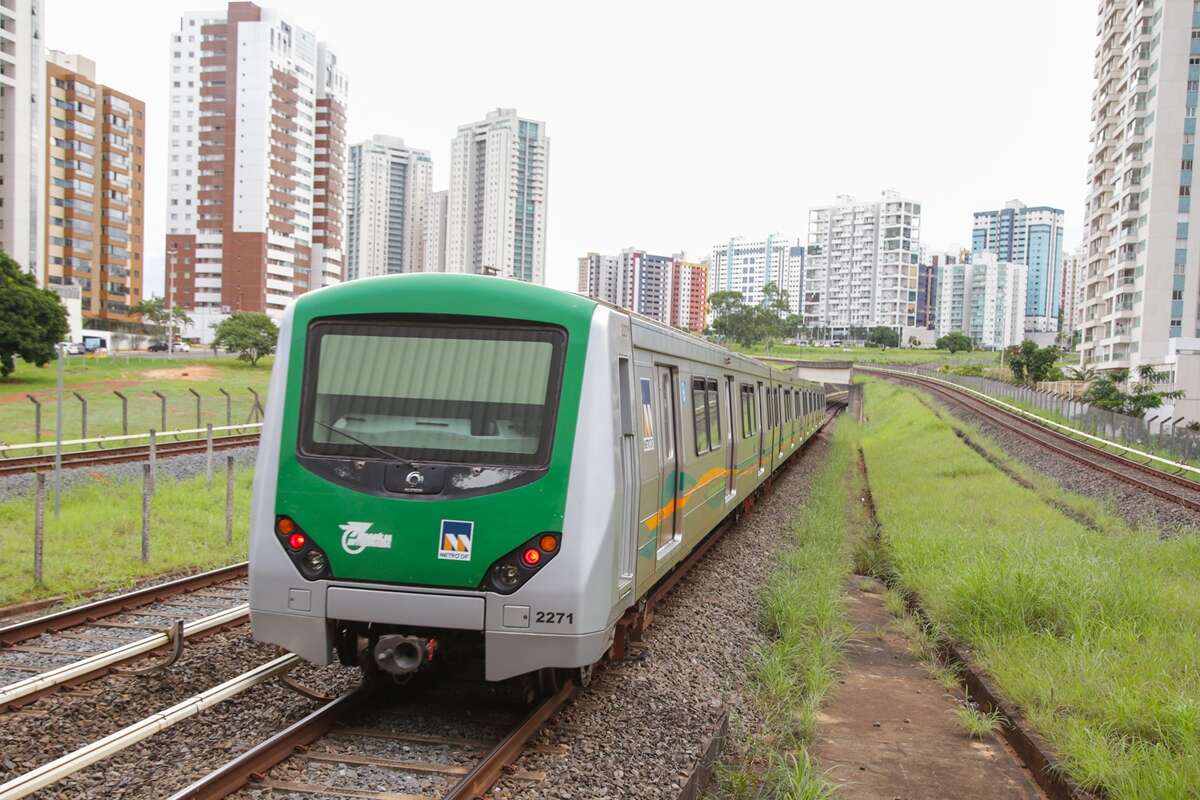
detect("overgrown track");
top-left (877, 370), bottom-right (1200, 513)
top-left (0, 433), bottom-right (261, 477)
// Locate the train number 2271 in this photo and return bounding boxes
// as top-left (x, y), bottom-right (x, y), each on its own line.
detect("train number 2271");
top-left (535, 611), bottom-right (574, 625)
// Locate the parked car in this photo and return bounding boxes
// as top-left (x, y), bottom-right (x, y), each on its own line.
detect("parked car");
top-left (172, 342), bottom-right (191, 352)
top-left (62, 342), bottom-right (86, 355)
top-left (147, 342), bottom-right (169, 352)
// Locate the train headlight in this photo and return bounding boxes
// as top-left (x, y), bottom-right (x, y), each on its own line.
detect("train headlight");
top-left (299, 547), bottom-right (329, 580)
top-left (275, 515), bottom-right (332, 581)
top-left (482, 532), bottom-right (561, 594)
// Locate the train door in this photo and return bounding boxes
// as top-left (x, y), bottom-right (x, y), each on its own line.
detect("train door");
top-left (617, 357), bottom-right (637, 599)
top-left (655, 365), bottom-right (681, 556)
top-left (724, 376), bottom-right (737, 501)
top-left (756, 380), bottom-right (766, 475)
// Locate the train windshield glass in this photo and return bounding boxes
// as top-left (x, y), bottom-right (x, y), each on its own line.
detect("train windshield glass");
top-left (301, 319), bottom-right (566, 467)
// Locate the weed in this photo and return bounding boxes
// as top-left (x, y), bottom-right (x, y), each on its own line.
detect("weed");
top-left (956, 705), bottom-right (1005, 739)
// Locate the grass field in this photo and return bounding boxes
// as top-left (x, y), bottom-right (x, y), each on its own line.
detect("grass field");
top-left (719, 421), bottom-right (857, 798)
top-left (0, 355), bottom-right (272, 446)
top-left (0, 463), bottom-right (252, 606)
top-left (733, 343), bottom-right (1003, 368)
top-left (859, 378), bottom-right (1200, 797)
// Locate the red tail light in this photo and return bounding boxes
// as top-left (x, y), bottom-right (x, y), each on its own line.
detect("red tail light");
top-left (521, 547), bottom-right (542, 567)
top-left (287, 532), bottom-right (307, 551)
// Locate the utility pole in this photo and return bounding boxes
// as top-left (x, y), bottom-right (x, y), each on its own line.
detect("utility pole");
top-left (54, 342), bottom-right (64, 518)
top-left (167, 243), bottom-right (178, 358)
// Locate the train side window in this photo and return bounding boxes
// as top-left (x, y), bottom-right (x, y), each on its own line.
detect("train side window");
top-left (784, 389), bottom-right (791, 422)
top-left (706, 378), bottom-right (721, 449)
top-left (692, 376), bottom-right (710, 455)
top-left (739, 383), bottom-right (757, 438)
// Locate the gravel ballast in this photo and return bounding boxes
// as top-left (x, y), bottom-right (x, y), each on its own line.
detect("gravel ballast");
top-left (0, 444), bottom-right (259, 504)
top-left (490, 429), bottom-right (834, 800)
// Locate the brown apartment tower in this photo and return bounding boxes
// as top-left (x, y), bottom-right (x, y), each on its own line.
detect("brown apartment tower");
top-left (165, 2), bottom-right (347, 340)
top-left (44, 52), bottom-right (145, 322)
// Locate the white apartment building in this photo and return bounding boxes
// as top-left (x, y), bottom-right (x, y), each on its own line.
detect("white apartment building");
top-left (424, 189), bottom-right (448, 273)
top-left (165, 2), bottom-right (348, 342)
top-left (1061, 246), bottom-right (1086, 346)
top-left (805, 191), bottom-right (922, 335)
top-left (710, 235), bottom-right (802, 314)
top-left (936, 252), bottom-right (1027, 350)
top-left (446, 108), bottom-right (549, 283)
top-left (345, 135), bottom-right (432, 280)
top-left (577, 251), bottom-right (625, 307)
top-left (1081, 0), bottom-right (1200, 416)
top-left (0, 0), bottom-right (44, 282)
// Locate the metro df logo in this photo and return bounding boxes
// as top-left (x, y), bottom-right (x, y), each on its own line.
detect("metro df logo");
top-left (438, 520), bottom-right (474, 561)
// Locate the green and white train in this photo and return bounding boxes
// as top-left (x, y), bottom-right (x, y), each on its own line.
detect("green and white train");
top-left (249, 274), bottom-right (826, 683)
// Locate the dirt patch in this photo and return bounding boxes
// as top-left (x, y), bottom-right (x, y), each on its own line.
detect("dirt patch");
top-left (142, 366), bottom-right (219, 382)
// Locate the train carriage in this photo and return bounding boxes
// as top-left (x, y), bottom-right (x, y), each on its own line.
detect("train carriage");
top-left (249, 274), bottom-right (825, 682)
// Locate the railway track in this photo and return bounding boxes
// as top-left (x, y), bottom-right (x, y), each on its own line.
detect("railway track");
top-left (874, 369), bottom-right (1200, 513)
top-left (0, 433), bottom-right (261, 477)
top-left (0, 563), bottom-right (249, 710)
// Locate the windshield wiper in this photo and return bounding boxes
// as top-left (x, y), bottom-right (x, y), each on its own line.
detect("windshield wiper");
top-left (314, 419), bottom-right (398, 462)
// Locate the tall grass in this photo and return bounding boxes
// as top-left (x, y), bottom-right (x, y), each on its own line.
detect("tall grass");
top-left (860, 378), bottom-right (1200, 797)
top-left (0, 465), bottom-right (252, 605)
top-left (717, 422), bottom-right (857, 799)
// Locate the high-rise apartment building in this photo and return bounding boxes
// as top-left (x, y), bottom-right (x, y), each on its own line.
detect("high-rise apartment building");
top-left (711, 235), bottom-right (802, 314)
top-left (165, 2), bottom-right (348, 340)
top-left (43, 52), bottom-right (145, 322)
top-left (446, 108), bottom-right (549, 282)
top-left (805, 192), bottom-right (922, 334)
top-left (1061, 246), bottom-right (1086, 347)
top-left (917, 248), bottom-right (968, 330)
top-left (0, 0), bottom-right (44, 282)
top-left (576, 249), bottom-right (708, 331)
top-left (935, 252), bottom-right (1027, 350)
top-left (972, 201), bottom-right (1065, 335)
top-left (670, 257), bottom-right (708, 332)
top-left (1081, 0), bottom-right (1200, 411)
top-left (345, 135), bottom-right (432, 280)
top-left (424, 189), bottom-right (448, 273)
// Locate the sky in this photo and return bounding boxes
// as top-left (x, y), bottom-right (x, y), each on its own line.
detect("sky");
top-left (47, 0), bottom-right (1097, 295)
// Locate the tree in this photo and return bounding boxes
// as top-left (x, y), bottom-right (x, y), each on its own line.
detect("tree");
top-left (866, 326), bottom-right (899, 348)
top-left (1064, 365), bottom-right (1096, 382)
top-left (936, 332), bottom-right (973, 353)
top-left (211, 312), bottom-right (279, 366)
top-left (132, 297), bottom-right (193, 343)
top-left (707, 291), bottom-right (744, 341)
top-left (1082, 365), bottom-right (1183, 418)
top-left (908, 336), bottom-right (922, 348)
top-left (0, 251), bottom-right (69, 377)
top-left (1006, 340), bottom-right (1060, 385)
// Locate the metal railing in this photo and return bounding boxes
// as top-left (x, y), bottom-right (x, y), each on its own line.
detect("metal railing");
top-left (860, 364), bottom-right (1200, 466)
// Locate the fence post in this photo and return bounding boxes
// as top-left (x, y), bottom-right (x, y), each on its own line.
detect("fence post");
top-left (26, 395), bottom-right (41, 454)
top-left (219, 388), bottom-right (232, 427)
top-left (34, 473), bottom-right (45, 585)
top-left (72, 391), bottom-right (87, 450)
top-left (113, 391), bottom-right (128, 437)
top-left (225, 456), bottom-right (235, 546)
top-left (152, 390), bottom-right (167, 433)
top-left (189, 388), bottom-right (201, 430)
top-left (141, 463), bottom-right (151, 562)
top-left (206, 423), bottom-right (214, 489)
top-left (148, 429), bottom-right (157, 494)
top-left (247, 388), bottom-right (263, 423)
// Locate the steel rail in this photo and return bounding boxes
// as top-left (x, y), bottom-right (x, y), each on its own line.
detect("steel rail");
top-left (0, 423), bottom-right (262, 457)
top-left (0, 604), bottom-right (248, 710)
top-left (0, 562), bottom-right (247, 646)
top-left (0, 654), bottom-right (299, 800)
top-left (875, 370), bottom-right (1200, 513)
top-left (441, 679), bottom-right (577, 800)
top-left (0, 433), bottom-right (261, 477)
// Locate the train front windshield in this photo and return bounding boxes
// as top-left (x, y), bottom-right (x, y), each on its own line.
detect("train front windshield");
top-left (300, 319), bottom-right (566, 468)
